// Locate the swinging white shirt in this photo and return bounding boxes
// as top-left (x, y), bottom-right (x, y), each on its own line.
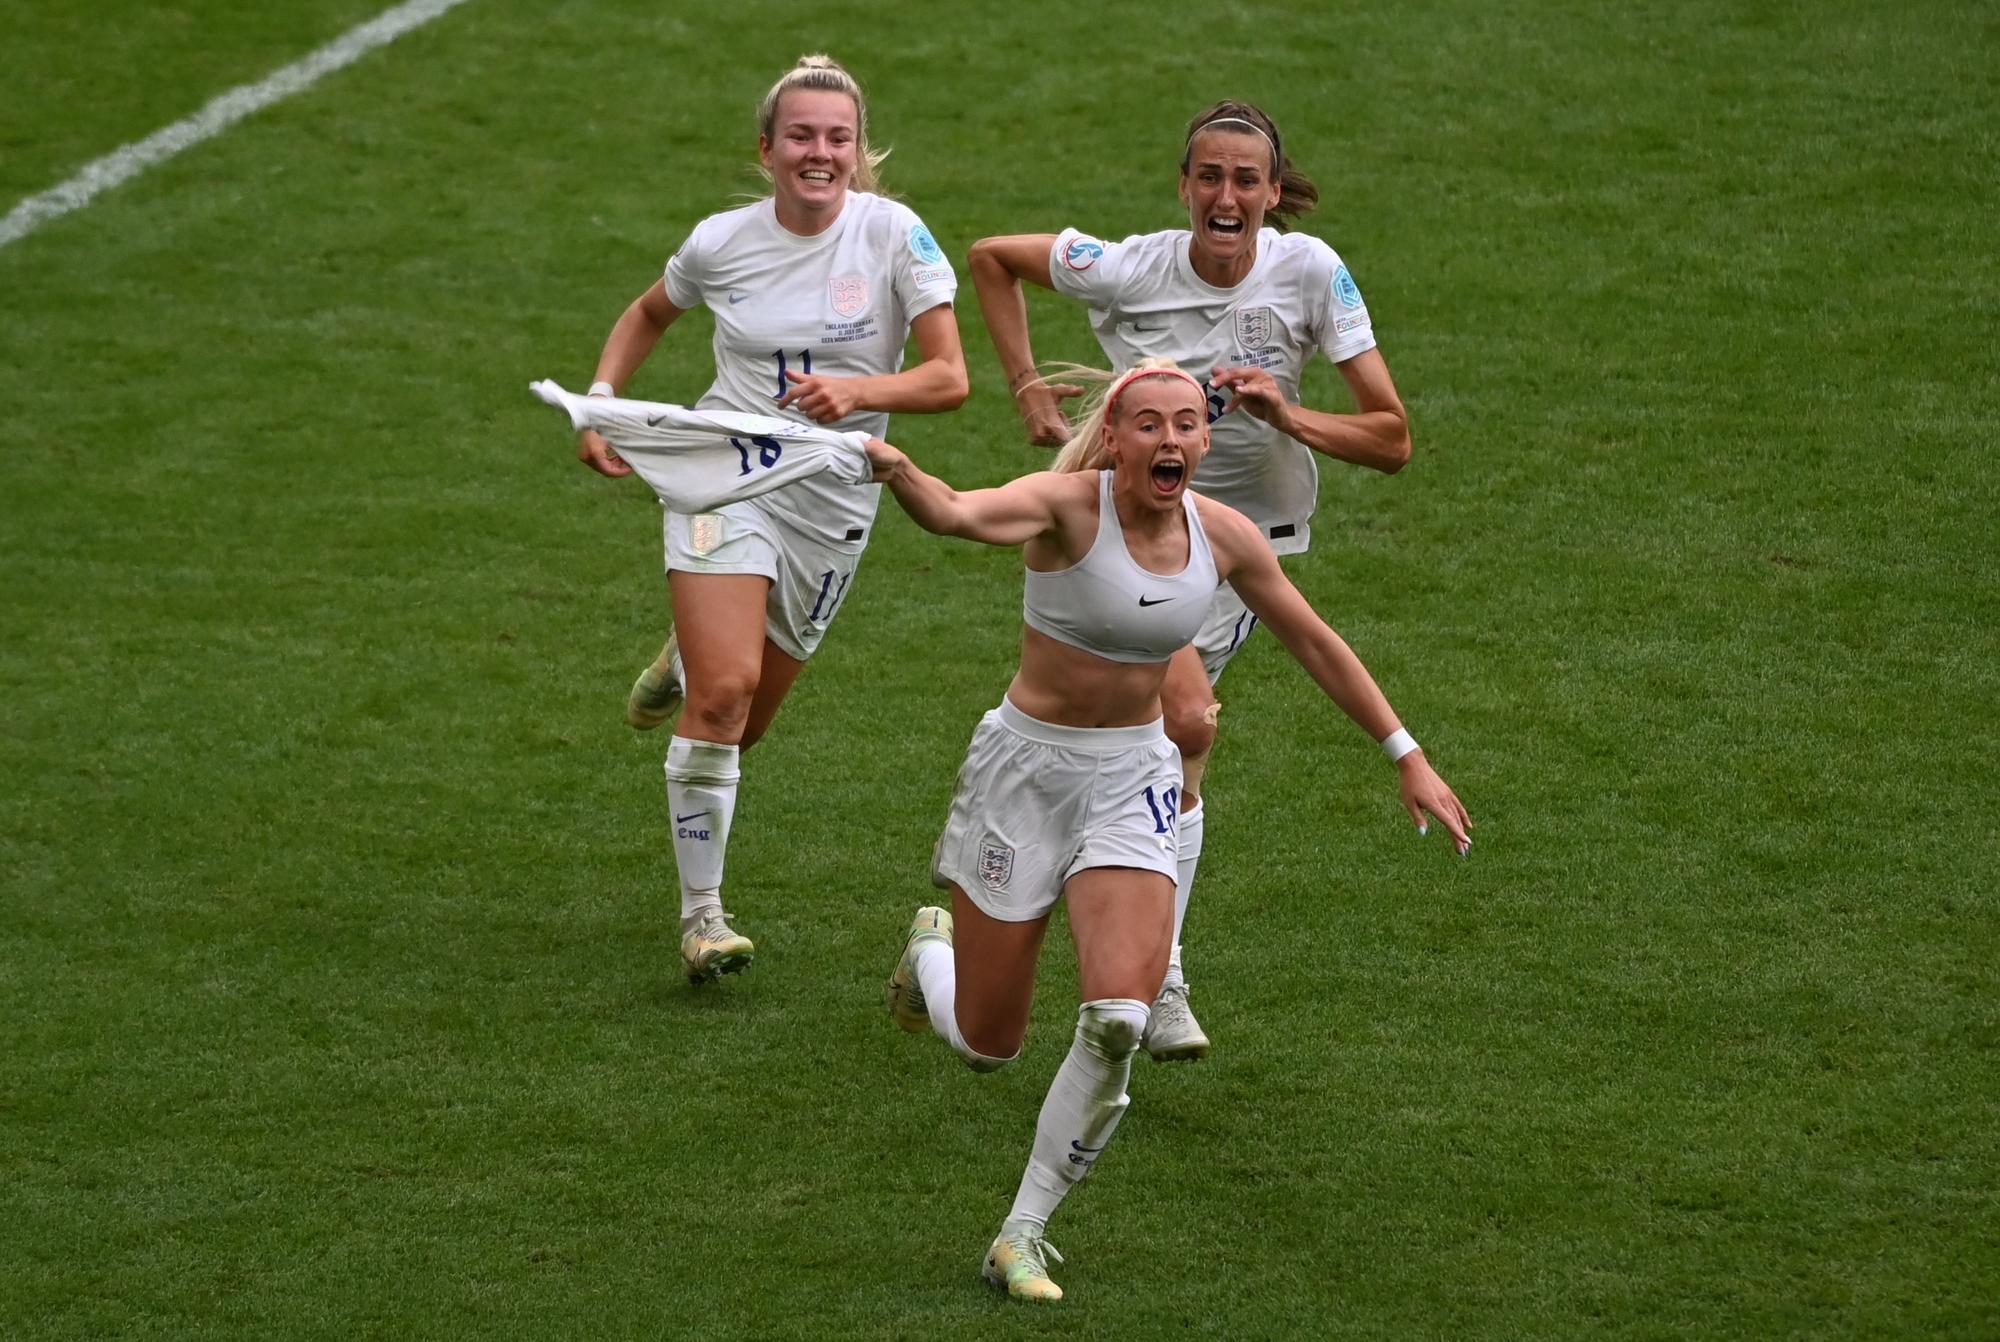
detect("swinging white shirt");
top-left (530, 380), bottom-right (871, 515)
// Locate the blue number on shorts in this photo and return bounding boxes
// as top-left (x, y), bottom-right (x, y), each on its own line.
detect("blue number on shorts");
top-left (728, 436), bottom-right (785, 476)
top-left (1143, 784), bottom-right (1180, 835)
top-left (773, 348), bottom-right (814, 399)
top-left (807, 567), bottom-right (854, 622)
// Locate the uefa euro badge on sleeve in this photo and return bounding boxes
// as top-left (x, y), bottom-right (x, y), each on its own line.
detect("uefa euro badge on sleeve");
top-left (1061, 236), bottom-right (1104, 272)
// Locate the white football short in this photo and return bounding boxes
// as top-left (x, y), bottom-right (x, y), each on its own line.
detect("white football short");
top-left (1192, 582), bottom-right (1263, 683)
top-left (663, 498), bottom-right (861, 661)
top-left (932, 698), bottom-right (1182, 923)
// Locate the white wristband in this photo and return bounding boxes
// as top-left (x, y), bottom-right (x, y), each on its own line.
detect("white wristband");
top-left (1380, 727), bottom-right (1419, 762)
top-left (587, 380), bottom-right (615, 397)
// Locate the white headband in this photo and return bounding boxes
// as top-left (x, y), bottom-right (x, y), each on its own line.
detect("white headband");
top-left (1187, 116), bottom-right (1280, 167)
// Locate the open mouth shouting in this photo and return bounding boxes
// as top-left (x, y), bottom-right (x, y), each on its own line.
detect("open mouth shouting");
top-left (1203, 215), bottom-right (1246, 245)
top-left (1149, 457), bottom-right (1187, 498)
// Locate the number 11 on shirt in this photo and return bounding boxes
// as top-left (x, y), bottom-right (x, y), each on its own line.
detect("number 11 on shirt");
top-left (773, 348), bottom-right (812, 399)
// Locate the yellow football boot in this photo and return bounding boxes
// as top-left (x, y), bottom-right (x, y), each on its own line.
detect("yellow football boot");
top-left (885, 905), bottom-right (952, 1033)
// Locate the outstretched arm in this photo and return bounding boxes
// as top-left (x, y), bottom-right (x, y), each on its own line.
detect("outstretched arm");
top-left (968, 234), bottom-right (1084, 446)
top-left (864, 440), bottom-right (1085, 548)
top-left (1210, 348), bottom-right (1411, 475)
top-left (1203, 501), bottom-right (1471, 849)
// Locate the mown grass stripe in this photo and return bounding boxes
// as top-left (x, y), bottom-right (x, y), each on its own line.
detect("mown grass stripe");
top-left (0, 0), bottom-right (473, 250)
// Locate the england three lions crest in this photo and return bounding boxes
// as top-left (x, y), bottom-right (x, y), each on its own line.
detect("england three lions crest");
top-left (1234, 305), bottom-right (1274, 353)
top-left (829, 274), bottom-right (869, 318)
top-left (977, 838), bottom-right (1014, 892)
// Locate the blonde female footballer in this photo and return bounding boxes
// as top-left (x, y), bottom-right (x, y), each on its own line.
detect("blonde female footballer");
top-left (576, 55), bottom-right (967, 984)
top-left (867, 361), bottom-right (1469, 1301)
top-left (967, 100), bottom-right (1412, 1059)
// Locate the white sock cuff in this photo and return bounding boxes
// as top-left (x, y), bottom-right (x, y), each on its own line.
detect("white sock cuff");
top-left (1178, 798), bottom-right (1204, 856)
top-left (666, 735), bottom-right (740, 784)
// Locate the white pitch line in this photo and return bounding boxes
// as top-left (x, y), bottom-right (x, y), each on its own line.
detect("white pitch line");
top-left (0, 0), bottom-right (474, 250)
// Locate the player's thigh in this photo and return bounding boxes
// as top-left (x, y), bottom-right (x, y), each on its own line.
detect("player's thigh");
top-left (665, 504), bottom-right (781, 699)
top-left (945, 882), bottom-right (1051, 1058)
top-left (1064, 867), bottom-right (1174, 1004)
top-left (1062, 729), bottom-right (1178, 1001)
top-left (1160, 644), bottom-right (1218, 758)
top-left (667, 569), bottom-right (773, 700)
top-left (741, 640), bottom-right (807, 749)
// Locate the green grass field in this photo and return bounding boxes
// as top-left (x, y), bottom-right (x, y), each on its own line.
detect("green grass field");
top-left (3, 1), bottom-right (1996, 1336)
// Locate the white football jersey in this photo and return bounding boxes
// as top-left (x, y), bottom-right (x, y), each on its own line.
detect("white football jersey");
top-left (1048, 227), bottom-right (1375, 555)
top-left (664, 192), bottom-right (957, 548)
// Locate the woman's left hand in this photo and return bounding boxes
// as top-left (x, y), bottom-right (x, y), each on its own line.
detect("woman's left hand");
top-left (1397, 753), bottom-right (1473, 856)
top-left (779, 370), bottom-right (865, 423)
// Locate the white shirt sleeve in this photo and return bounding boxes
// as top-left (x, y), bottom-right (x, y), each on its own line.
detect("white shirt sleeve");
top-left (890, 206), bottom-right (957, 320)
top-left (1047, 228), bottom-right (1135, 307)
top-left (661, 223), bottom-right (707, 309)
top-left (1309, 241), bottom-right (1377, 364)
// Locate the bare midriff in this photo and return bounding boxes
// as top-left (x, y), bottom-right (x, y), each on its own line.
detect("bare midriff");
top-left (1002, 626), bottom-right (1171, 729)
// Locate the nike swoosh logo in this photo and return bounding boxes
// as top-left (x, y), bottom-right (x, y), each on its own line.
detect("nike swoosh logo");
top-left (675, 811), bottom-right (709, 823)
top-left (727, 292), bottom-right (749, 305)
top-left (1138, 596), bottom-right (1173, 607)
top-left (647, 413), bottom-right (667, 426)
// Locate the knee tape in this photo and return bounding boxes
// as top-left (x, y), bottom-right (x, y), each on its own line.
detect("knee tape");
top-left (1180, 748), bottom-right (1210, 800)
top-left (1077, 998), bottom-right (1150, 1063)
top-left (1176, 701), bottom-right (1218, 794)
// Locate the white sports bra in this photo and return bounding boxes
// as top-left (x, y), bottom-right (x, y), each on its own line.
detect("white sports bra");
top-left (1023, 471), bottom-right (1221, 664)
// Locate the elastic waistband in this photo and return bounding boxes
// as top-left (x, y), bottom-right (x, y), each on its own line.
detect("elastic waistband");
top-left (995, 697), bottom-right (1166, 750)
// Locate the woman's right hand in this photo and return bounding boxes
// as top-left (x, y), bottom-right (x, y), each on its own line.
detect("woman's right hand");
top-left (1014, 379), bottom-right (1084, 447)
top-left (863, 437), bottom-right (907, 483)
top-left (577, 428), bottom-right (632, 478)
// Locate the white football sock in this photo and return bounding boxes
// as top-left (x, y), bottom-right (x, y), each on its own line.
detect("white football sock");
top-left (665, 736), bottom-right (738, 925)
top-left (1002, 998), bottom-right (1149, 1236)
top-left (1162, 799), bottom-right (1204, 992)
top-left (914, 937), bottom-right (1013, 1073)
